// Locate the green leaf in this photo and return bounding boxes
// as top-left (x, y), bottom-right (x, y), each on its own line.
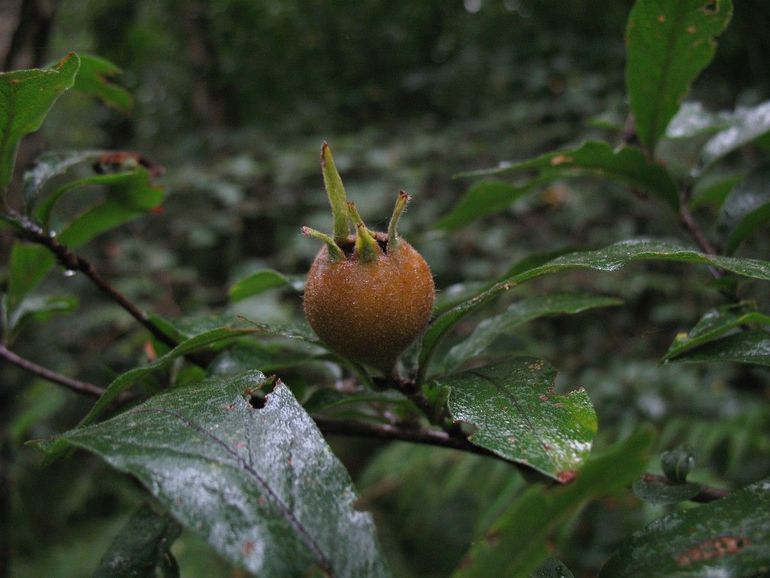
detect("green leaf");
top-left (664, 101), bottom-right (727, 140)
top-left (454, 429), bottom-right (652, 578)
top-left (93, 504), bottom-right (181, 578)
top-left (718, 167), bottom-right (770, 254)
top-left (36, 325), bottom-right (263, 462)
top-left (229, 269), bottom-right (304, 302)
top-left (7, 294), bottom-right (78, 342)
top-left (625, 0), bottom-right (733, 151)
top-left (59, 372), bottom-right (389, 578)
top-left (689, 172), bottom-right (741, 210)
top-left (6, 241), bottom-right (53, 313)
top-left (431, 358), bottom-right (597, 481)
top-left (72, 54), bottom-right (133, 113)
top-left (601, 477), bottom-right (770, 577)
top-left (444, 293), bottom-right (622, 373)
top-left (531, 559), bottom-right (575, 578)
top-left (632, 476), bottom-right (702, 505)
top-left (435, 179), bottom-right (544, 231)
top-left (455, 141), bottom-right (678, 211)
top-left (37, 170), bottom-right (150, 228)
top-left (22, 149), bottom-right (106, 211)
top-left (419, 239), bottom-right (770, 377)
top-left (667, 331), bottom-right (770, 366)
top-left (701, 100), bottom-right (770, 171)
top-left (0, 53), bottom-right (81, 191)
top-left (664, 302), bottom-right (770, 361)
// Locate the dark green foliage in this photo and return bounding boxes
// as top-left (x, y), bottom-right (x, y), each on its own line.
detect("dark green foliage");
top-left (3, 1), bottom-right (770, 577)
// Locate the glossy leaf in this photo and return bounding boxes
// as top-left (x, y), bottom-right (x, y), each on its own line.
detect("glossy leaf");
top-left (0, 53), bottom-right (80, 190)
top-left (667, 331), bottom-right (770, 366)
top-left (632, 476), bottom-right (701, 505)
top-left (37, 325), bottom-right (263, 462)
top-left (36, 170), bottom-right (147, 228)
top-left (6, 241), bottom-right (53, 314)
top-left (444, 293), bottom-right (622, 373)
top-left (93, 504), bottom-right (181, 578)
top-left (625, 0), bottom-right (733, 151)
top-left (454, 429), bottom-right (652, 578)
top-left (229, 269), bottom-right (304, 302)
top-left (717, 167), bottom-right (770, 254)
top-left (432, 358), bottom-right (597, 481)
top-left (435, 179), bottom-right (544, 231)
top-left (664, 102), bottom-right (727, 140)
top-left (72, 54), bottom-right (133, 113)
top-left (664, 302), bottom-right (770, 361)
top-left (701, 100), bottom-right (770, 171)
top-left (420, 239), bottom-right (770, 377)
top-left (601, 477), bottom-right (770, 577)
top-left (455, 141), bottom-right (678, 210)
top-left (7, 294), bottom-right (79, 341)
top-left (59, 373), bottom-right (389, 578)
top-left (22, 149), bottom-right (106, 211)
top-left (532, 559), bottom-right (575, 578)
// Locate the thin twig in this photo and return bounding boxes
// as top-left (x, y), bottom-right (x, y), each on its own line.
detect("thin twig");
top-left (0, 343), bottom-right (105, 397)
top-left (9, 212), bottom-right (179, 349)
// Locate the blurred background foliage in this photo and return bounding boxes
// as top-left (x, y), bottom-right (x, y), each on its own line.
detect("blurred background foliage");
top-left (3, 0), bottom-right (770, 576)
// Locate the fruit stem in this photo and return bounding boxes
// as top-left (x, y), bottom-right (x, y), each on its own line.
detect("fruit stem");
top-left (347, 202), bottom-right (381, 263)
top-left (387, 190), bottom-right (410, 254)
top-left (320, 143), bottom-right (351, 245)
top-left (301, 226), bottom-right (344, 261)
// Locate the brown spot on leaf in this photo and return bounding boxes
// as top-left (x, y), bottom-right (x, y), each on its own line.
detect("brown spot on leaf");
top-left (242, 540), bottom-right (256, 557)
top-left (485, 530), bottom-right (501, 547)
top-left (550, 155), bottom-right (573, 166)
top-left (658, 14), bottom-right (666, 23)
top-left (223, 403), bottom-right (236, 411)
top-left (528, 360), bottom-right (544, 371)
top-left (507, 436), bottom-right (517, 445)
top-left (539, 394), bottom-right (549, 401)
top-left (557, 470), bottom-right (577, 483)
top-left (677, 536), bottom-right (749, 566)
top-left (687, 25), bottom-right (697, 33)
top-left (257, 495), bottom-right (267, 507)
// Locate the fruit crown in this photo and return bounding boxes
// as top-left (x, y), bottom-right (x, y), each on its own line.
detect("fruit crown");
top-left (301, 143), bottom-right (410, 263)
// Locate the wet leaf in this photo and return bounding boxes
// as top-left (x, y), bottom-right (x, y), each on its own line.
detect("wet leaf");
top-left (601, 477), bottom-right (770, 577)
top-left (663, 302), bottom-right (770, 361)
top-left (454, 141), bottom-right (678, 211)
top-left (435, 179), bottom-right (544, 231)
top-left (229, 269), bottom-right (304, 302)
top-left (531, 558), bottom-right (575, 578)
top-left (36, 325), bottom-right (263, 461)
top-left (625, 0), bottom-right (733, 151)
top-left (717, 167), bottom-right (770, 254)
top-left (444, 293), bottom-right (622, 373)
top-left (72, 54), bottom-right (133, 113)
top-left (0, 53), bottom-right (80, 190)
top-left (59, 372), bottom-right (390, 578)
top-left (431, 358), bottom-right (597, 481)
top-left (632, 476), bottom-right (701, 505)
top-left (667, 331), bottom-right (770, 366)
top-left (454, 429), bottom-right (652, 578)
top-left (701, 100), bottom-right (770, 171)
top-left (93, 503), bottom-right (181, 578)
top-left (664, 102), bottom-right (727, 140)
top-left (420, 239), bottom-right (770, 377)
top-left (7, 294), bottom-right (79, 342)
top-left (22, 149), bottom-right (106, 211)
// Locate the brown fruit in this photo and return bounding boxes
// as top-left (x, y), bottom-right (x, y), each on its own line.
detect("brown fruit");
top-left (302, 144), bottom-right (435, 374)
top-left (304, 232), bottom-right (434, 373)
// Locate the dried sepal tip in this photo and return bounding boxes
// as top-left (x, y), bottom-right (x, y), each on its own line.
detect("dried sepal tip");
top-left (387, 190), bottom-right (410, 253)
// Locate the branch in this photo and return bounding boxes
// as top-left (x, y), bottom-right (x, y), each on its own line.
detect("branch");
top-left (9, 212), bottom-right (179, 349)
top-left (0, 343), bottom-right (105, 397)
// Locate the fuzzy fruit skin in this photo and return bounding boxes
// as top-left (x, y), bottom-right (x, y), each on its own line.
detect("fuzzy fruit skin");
top-left (303, 234), bottom-right (435, 373)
